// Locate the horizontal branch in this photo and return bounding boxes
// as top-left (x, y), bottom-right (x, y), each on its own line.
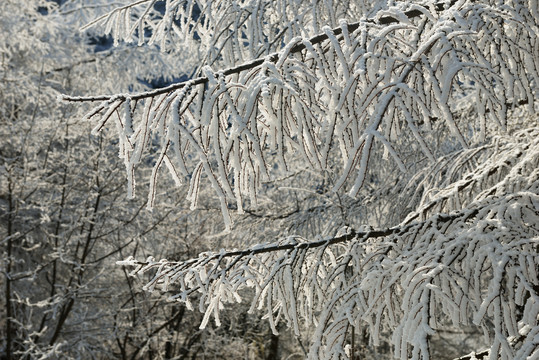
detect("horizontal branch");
top-left (120, 207), bottom-right (479, 269)
top-left (61, 0), bottom-right (457, 103)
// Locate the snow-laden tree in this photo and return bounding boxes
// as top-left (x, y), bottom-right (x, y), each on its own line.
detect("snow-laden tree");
top-left (63, 0), bottom-right (538, 358)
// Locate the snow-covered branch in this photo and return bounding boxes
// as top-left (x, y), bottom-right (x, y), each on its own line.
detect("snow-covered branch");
top-left (119, 207), bottom-right (478, 274)
top-left (120, 188), bottom-right (538, 359)
top-left (61, 0), bottom-right (458, 103)
top-left (62, 1), bottom-right (539, 228)
top-left (116, 124), bottom-right (539, 359)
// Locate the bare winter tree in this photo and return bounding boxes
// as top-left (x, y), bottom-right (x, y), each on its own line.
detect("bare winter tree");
top-left (62, 0), bottom-right (538, 358)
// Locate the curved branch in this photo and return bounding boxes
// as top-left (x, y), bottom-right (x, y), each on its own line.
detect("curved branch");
top-left (61, 0), bottom-right (458, 103)
top-left (119, 207), bottom-right (478, 270)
